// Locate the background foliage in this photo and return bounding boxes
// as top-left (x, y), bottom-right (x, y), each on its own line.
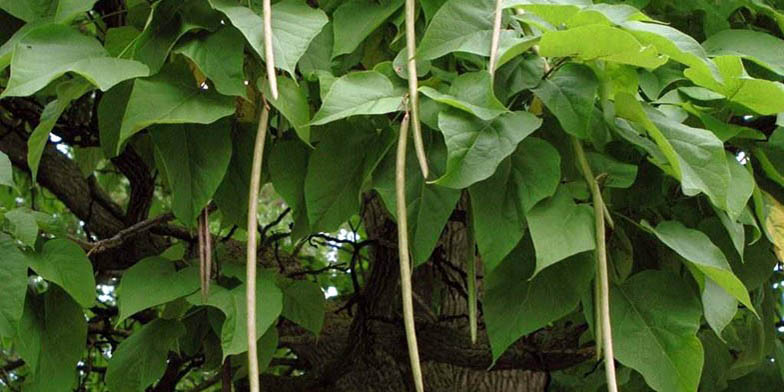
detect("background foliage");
top-left (0, 0), bottom-right (784, 391)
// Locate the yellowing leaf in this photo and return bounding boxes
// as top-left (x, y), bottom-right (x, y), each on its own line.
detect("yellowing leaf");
top-left (764, 193), bottom-right (784, 262)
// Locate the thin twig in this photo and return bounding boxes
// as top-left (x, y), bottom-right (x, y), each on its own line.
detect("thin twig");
top-left (86, 213), bottom-right (175, 255)
top-left (263, 0), bottom-right (278, 99)
top-left (247, 102), bottom-right (270, 392)
top-left (198, 208), bottom-right (212, 301)
top-left (465, 198), bottom-right (478, 344)
top-left (488, 0), bottom-right (504, 77)
top-left (395, 109), bottom-right (424, 392)
top-left (572, 136), bottom-right (618, 392)
top-left (405, 0), bottom-right (429, 179)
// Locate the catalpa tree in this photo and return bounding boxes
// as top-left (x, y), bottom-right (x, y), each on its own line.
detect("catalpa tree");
top-left (0, 0), bottom-right (783, 391)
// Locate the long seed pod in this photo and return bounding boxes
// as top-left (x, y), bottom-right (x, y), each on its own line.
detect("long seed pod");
top-left (247, 102), bottom-right (270, 392)
top-left (198, 208), bottom-right (212, 301)
top-left (405, 0), bottom-right (429, 179)
top-left (572, 136), bottom-right (618, 392)
top-left (488, 0), bottom-right (504, 78)
top-left (263, 0), bottom-right (278, 99)
top-left (466, 198), bottom-right (477, 344)
top-left (396, 110), bottom-right (424, 392)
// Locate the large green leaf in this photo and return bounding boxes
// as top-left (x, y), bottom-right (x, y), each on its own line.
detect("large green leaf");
top-left (470, 137), bottom-right (560, 273)
top-left (532, 63), bottom-right (598, 139)
top-left (702, 278), bottom-right (737, 338)
top-left (261, 75), bottom-right (311, 144)
top-left (484, 240), bottom-right (593, 362)
top-left (16, 287), bottom-right (87, 392)
top-left (305, 123), bottom-right (394, 233)
top-left (0, 234), bottom-right (29, 336)
top-left (187, 272), bottom-right (283, 358)
top-left (332, 0), bottom-right (403, 58)
top-left (174, 26), bottom-right (247, 97)
top-left (116, 257), bottom-right (200, 324)
top-left (4, 207), bottom-right (39, 247)
top-left (0, 0), bottom-right (97, 22)
top-left (419, 71), bottom-right (508, 120)
top-left (311, 71), bottom-right (405, 125)
top-left (647, 220), bottom-right (755, 315)
top-left (434, 109), bottom-right (542, 189)
top-left (538, 24), bottom-right (668, 69)
top-left (269, 139), bottom-right (310, 237)
top-left (151, 120), bottom-right (232, 226)
top-left (0, 151), bottom-right (13, 188)
top-left (213, 124), bottom-right (258, 228)
top-left (0, 24), bottom-right (148, 98)
top-left (209, 0), bottom-right (328, 75)
top-left (105, 319), bottom-right (186, 392)
top-left (131, 0), bottom-right (221, 74)
top-left (26, 78), bottom-right (93, 180)
top-left (115, 61), bottom-right (235, 155)
top-left (611, 270), bottom-right (703, 392)
top-left (702, 29), bottom-right (784, 77)
top-left (373, 133), bottom-right (461, 265)
top-left (526, 185), bottom-right (595, 276)
top-left (418, 0), bottom-right (527, 61)
top-left (27, 239), bottom-right (96, 308)
top-left (280, 279), bottom-right (325, 336)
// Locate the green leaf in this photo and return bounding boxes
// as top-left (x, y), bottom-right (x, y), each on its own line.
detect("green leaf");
top-left (305, 123), bottom-right (394, 232)
top-left (0, 24), bottom-right (148, 98)
top-left (702, 277), bottom-right (737, 338)
top-left (0, 151), bottom-right (13, 188)
top-left (332, 0), bottom-right (403, 58)
top-left (418, 71), bottom-right (508, 120)
top-left (131, 0), bottom-right (221, 74)
top-left (174, 26), bottom-right (247, 97)
top-left (418, 0), bottom-right (524, 61)
top-left (269, 139), bottom-right (310, 237)
top-left (260, 75), bottom-right (311, 144)
top-left (469, 137), bottom-right (560, 273)
top-left (433, 109), bottom-right (542, 189)
top-left (116, 61), bottom-right (235, 155)
top-left (105, 319), bottom-right (186, 392)
top-left (611, 270), bottom-right (703, 392)
top-left (151, 120), bottom-right (232, 226)
top-left (4, 207), bottom-right (39, 247)
top-left (280, 279), bottom-right (325, 336)
top-left (373, 132), bottom-right (461, 265)
top-left (646, 220), bottom-right (756, 315)
top-left (27, 78), bottom-right (93, 180)
top-left (0, 234), bottom-right (29, 336)
top-left (209, 0), bottom-right (328, 76)
top-left (702, 29), bottom-right (784, 77)
top-left (213, 124), bottom-right (257, 228)
top-left (104, 26), bottom-right (140, 57)
top-left (311, 71), bottom-right (405, 125)
top-left (538, 24), bottom-right (668, 69)
top-left (725, 152), bottom-right (754, 221)
top-left (0, 0), bottom-right (97, 22)
top-left (116, 257), bottom-right (200, 324)
top-left (532, 63), bottom-right (598, 139)
top-left (586, 152), bottom-right (638, 189)
top-left (187, 273), bottom-right (283, 358)
top-left (685, 56), bottom-right (784, 116)
top-left (16, 286), bottom-right (87, 392)
top-left (484, 240), bottom-right (593, 362)
top-left (27, 239), bottom-right (95, 308)
top-left (526, 185), bottom-right (595, 276)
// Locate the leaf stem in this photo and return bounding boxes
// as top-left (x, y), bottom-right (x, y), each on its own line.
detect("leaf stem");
top-left (247, 102), bottom-right (270, 392)
top-left (405, 0), bottom-right (429, 179)
top-left (263, 0), bottom-right (278, 99)
top-left (572, 136), bottom-right (618, 392)
top-left (488, 0), bottom-right (504, 77)
top-left (396, 110), bottom-right (424, 392)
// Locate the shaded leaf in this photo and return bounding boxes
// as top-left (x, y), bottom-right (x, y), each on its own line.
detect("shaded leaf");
top-left (116, 257), bottom-right (200, 324)
top-left (27, 239), bottom-right (95, 308)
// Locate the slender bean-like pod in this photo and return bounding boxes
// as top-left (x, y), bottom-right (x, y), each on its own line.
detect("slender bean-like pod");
top-left (572, 136), bottom-right (618, 392)
top-left (396, 111), bottom-right (424, 392)
top-left (488, 0), bottom-right (504, 78)
top-left (198, 208), bottom-right (212, 301)
top-left (263, 0), bottom-right (278, 99)
top-left (247, 103), bottom-right (270, 392)
top-left (405, 0), bottom-right (429, 179)
top-left (466, 204), bottom-right (477, 344)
